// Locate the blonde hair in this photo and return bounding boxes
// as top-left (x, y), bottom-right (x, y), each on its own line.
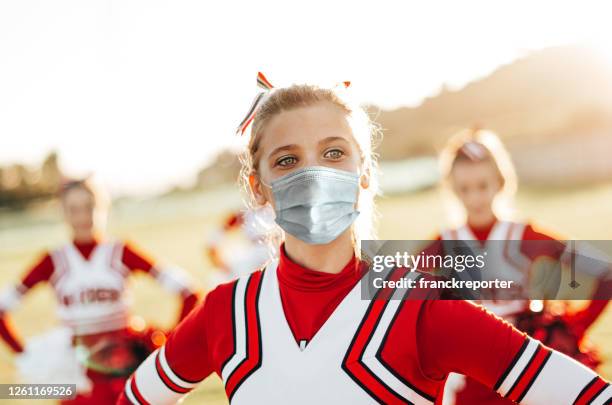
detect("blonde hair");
top-left (60, 177), bottom-right (110, 211)
top-left (438, 128), bottom-right (518, 224)
top-left (238, 84), bottom-right (381, 257)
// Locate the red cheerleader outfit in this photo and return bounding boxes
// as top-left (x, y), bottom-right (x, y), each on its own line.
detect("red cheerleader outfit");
top-left (426, 220), bottom-right (611, 405)
top-left (0, 239), bottom-right (198, 405)
top-left (118, 243), bottom-right (610, 405)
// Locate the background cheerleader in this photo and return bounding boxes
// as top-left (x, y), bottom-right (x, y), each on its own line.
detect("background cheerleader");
top-left (0, 178), bottom-right (199, 404)
top-left (205, 207), bottom-right (275, 286)
top-left (427, 128), bottom-right (611, 405)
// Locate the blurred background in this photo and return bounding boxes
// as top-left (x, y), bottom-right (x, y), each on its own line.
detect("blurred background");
top-left (1, 0), bottom-right (612, 403)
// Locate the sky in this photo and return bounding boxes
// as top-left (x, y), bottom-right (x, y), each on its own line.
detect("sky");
top-left (1, 0), bottom-right (611, 196)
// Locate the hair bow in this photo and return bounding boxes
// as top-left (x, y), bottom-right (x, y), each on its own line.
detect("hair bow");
top-left (235, 72), bottom-right (351, 136)
top-left (236, 72), bottom-right (274, 135)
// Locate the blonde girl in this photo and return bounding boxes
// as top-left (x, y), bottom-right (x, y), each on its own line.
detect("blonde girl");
top-left (432, 128), bottom-right (610, 405)
top-left (119, 75), bottom-right (610, 405)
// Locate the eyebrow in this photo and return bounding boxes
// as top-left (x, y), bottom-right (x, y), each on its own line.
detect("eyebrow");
top-left (267, 136), bottom-right (350, 160)
top-left (319, 136), bottom-right (349, 145)
top-left (268, 144), bottom-right (299, 159)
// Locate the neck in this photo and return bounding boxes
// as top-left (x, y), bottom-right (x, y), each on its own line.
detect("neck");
top-left (73, 231), bottom-right (97, 244)
top-left (467, 211), bottom-right (497, 229)
top-left (283, 230), bottom-right (355, 274)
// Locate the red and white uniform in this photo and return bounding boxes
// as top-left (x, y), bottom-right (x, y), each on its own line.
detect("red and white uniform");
top-left (119, 244), bottom-right (610, 405)
top-left (0, 239), bottom-right (198, 405)
top-left (429, 220), bottom-right (610, 319)
top-left (51, 242), bottom-right (131, 334)
top-left (207, 209), bottom-right (273, 282)
top-left (0, 240), bottom-right (196, 336)
top-left (428, 220), bottom-right (611, 405)
top-left (438, 220), bottom-right (552, 317)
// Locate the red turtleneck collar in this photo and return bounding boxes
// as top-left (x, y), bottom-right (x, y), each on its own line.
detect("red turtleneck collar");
top-left (276, 243), bottom-right (366, 344)
top-left (73, 237), bottom-right (99, 260)
top-left (277, 243), bottom-right (364, 292)
top-left (468, 219), bottom-right (497, 242)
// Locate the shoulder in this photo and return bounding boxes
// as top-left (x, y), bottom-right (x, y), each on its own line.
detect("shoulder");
top-left (201, 269), bottom-right (265, 317)
top-left (167, 270), bottom-right (265, 375)
top-left (211, 269), bottom-right (265, 302)
top-left (48, 244), bottom-right (68, 258)
top-left (420, 299), bottom-right (486, 322)
top-left (414, 299), bottom-right (524, 351)
top-left (35, 250), bottom-right (54, 265)
top-left (99, 239), bottom-right (125, 258)
top-left (419, 236), bottom-right (443, 258)
top-left (206, 276), bottom-right (241, 307)
top-left (165, 277), bottom-right (243, 346)
top-left (114, 240), bottom-right (158, 272)
top-left (438, 227), bottom-right (459, 240)
top-left (516, 222), bottom-right (566, 260)
top-left (112, 239), bottom-right (134, 254)
top-left (520, 221), bottom-right (564, 241)
top-left (407, 298), bottom-right (515, 340)
top-left (20, 250), bottom-right (59, 288)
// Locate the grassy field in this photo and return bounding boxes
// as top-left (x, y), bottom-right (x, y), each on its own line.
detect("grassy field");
top-left (0, 183), bottom-right (611, 404)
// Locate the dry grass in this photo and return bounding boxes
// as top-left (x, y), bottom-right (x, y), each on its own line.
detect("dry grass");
top-left (0, 183), bottom-right (610, 404)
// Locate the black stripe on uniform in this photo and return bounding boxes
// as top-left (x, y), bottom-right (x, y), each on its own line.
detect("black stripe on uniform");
top-left (229, 270), bottom-right (265, 402)
top-left (504, 344), bottom-right (542, 399)
top-left (592, 383), bottom-right (611, 404)
top-left (574, 376), bottom-right (600, 404)
top-left (375, 298), bottom-right (435, 403)
top-left (225, 275), bottom-right (254, 388)
top-left (516, 350), bottom-right (552, 403)
top-left (494, 338), bottom-right (530, 391)
top-left (220, 281), bottom-right (239, 373)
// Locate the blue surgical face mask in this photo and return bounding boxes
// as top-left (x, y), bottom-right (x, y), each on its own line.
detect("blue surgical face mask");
top-left (268, 166), bottom-right (360, 245)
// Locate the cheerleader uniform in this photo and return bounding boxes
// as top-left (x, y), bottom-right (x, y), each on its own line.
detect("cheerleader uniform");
top-left (0, 239), bottom-right (198, 404)
top-left (118, 243), bottom-right (610, 405)
top-left (428, 220), bottom-right (611, 405)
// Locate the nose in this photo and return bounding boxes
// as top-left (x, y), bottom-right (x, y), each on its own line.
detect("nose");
top-left (301, 151), bottom-right (320, 168)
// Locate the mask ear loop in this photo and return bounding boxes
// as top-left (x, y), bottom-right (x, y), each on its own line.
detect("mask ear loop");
top-left (250, 170), bottom-right (274, 210)
top-left (255, 171), bottom-right (273, 190)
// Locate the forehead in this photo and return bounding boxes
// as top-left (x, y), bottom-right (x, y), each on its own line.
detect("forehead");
top-left (451, 160), bottom-right (499, 181)
top-left (62, 187), bottom-right (94, 205)
top-left (257, 101), bottom-right (355, 154)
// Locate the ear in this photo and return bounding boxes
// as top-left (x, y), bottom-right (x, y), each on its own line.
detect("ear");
top-left (448, 176), bottom-right (460, 195)
top-left (360, 167), bottom-right (370, 189)
top-left (497, 173), bottom-right (505, 191)
top-left (249, 172), bottom-right (268, 205)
